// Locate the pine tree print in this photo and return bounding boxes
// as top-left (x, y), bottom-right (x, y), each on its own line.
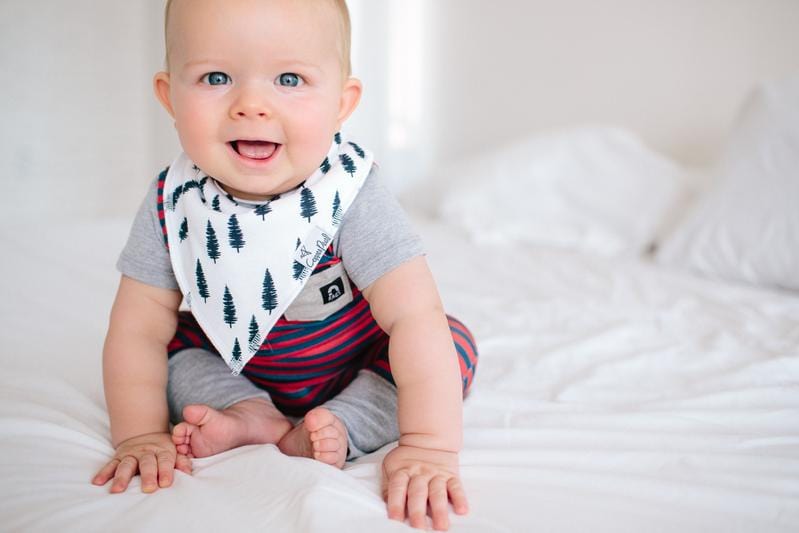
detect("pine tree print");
top-left (295, 237), bottom-right (302, 250)
top-left (320, 157), bottom-right (331, 174)
top-left (261, 268), bottom-right (278, 314)
top-left (206, 220), bottom-right (221, 263)
top-left (228, 214), bottom-right (245, 253)
top-left (332, 191), bottom-right (342, 226)
top-left (179, 217), bottom-right (189, 242)
top-left (232, 338), bottom-right (242, 363)
top-left (300, 186), bottom-right (318, 222)
top-left (254, 202), bottom-right (272, 220)
top-left (334, 132), bottom-right (342, 145)
top-left (339, 153), bottom-right (357, 176)
top-left (212, 195), bottom-right (221, 212)
top-left (170, 184), bottom-right (184, 210)
top-left (223, 285), bottom-right (237, 328)
top-left (183, 180), bottom-right (200, 194)
top-left (293, 260), bottom-right (307, 281)
top-left (195, 259), bottom-right (210, 302)
top-left (225, 193), bottom-right (239, 206)
top-left (348, 141), bottom-right (365, 158)
top-left (248, 315), bottom-right (262, 352)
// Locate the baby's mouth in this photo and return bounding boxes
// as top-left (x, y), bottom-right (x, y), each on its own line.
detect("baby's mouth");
top-left (231, 140), bottom-right (279, 160)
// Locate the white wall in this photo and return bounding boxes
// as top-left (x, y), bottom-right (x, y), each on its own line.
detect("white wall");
top-left (0, 0), bottom-right (171, 221)
top-left (1, 1), bottom-right (797, 222)
top-left (426, 0), bottom-right (799, 169)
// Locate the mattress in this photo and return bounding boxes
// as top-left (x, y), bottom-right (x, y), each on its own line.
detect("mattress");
top-left (0, 215), bottom-right (797, 532)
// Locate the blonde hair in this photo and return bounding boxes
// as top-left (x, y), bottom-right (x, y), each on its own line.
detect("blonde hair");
top-left (164, 0), bottom-right (352, 75)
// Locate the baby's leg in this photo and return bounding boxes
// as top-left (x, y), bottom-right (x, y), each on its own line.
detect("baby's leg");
top-left (324, 370), bottom-right (399, 459)
top-left (168, 348), bottom-right (292, 458)
top-left (318, 314), bottom-right (479, 459)
top-left (276, 370), bottom-right (397, 467)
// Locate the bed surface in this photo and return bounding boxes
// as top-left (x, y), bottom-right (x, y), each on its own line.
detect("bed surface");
top-left (1, 213), bottom-right (797, 532)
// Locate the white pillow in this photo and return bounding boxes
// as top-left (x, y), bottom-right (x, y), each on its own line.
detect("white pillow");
top-left (433, 126), bottom-right (687, 257)
top-left (655, 76), bottom-right (799, 291)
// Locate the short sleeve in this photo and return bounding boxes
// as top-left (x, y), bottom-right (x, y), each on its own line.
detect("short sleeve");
top-left (116, 177), bottom-right (180, 290)
top-left (337, 165), bottom-right (425, 289)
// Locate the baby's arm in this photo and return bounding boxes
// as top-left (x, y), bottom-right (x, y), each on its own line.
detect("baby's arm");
top-left (91, 275), bottom-right (191, 493)
top-left (362, 256), bottom-right (467, 531)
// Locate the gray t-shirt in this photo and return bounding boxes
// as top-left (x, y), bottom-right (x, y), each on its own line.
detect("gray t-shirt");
top-left (117, 165), bottom-right (424, 295)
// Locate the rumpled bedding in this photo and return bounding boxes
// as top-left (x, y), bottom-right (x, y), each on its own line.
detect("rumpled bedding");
top-left (0, 216), bottom-right (797, 532)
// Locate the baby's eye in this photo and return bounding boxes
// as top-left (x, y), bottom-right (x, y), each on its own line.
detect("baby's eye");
top-left (202, 72), bottom-right (231, 86)
top-left (276, 73), bottom-right (303, 88)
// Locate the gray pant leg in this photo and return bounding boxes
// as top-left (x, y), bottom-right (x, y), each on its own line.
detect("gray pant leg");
top-left (167, 348), bottom-right (273, 425)
top-left (323, 370), bottom-right (399, 459)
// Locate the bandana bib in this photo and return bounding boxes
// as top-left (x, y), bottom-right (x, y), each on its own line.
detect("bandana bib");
top-left (163, 134), bottom-right (373, 374)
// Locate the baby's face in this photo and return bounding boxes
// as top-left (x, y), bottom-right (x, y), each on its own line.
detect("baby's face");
top-left (156, 0), bottom-right (360, 201)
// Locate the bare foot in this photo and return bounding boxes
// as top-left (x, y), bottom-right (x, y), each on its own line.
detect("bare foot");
top-left (277, 407), bottom-right (348, 469)
top-left (172, 398), bottom-right (292, 458)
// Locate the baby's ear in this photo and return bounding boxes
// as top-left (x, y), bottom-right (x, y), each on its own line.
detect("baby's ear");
top-left (336, 77), bottom-right (362, 128)
top-left (153, 71), bottom-right (176, 118)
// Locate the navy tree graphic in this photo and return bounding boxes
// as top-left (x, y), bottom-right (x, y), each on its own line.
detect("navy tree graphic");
top-left (332, 191), bottom-right (342, 226)
top-left (261, 268), bottom-right (278, 314)
top-left (293, 260), bottom-right (308, 281)
top-left (170, 184), bottom-right (184, 210)
top-left (195, 259), bottom-right (210, 302)
top-left (206, 220), bottom-right (221, 263)
top-left (248, 315), bottom-right (262, 352)
top-left (254, 201), bottom-right (272, 220)
top-left (300, 185), bottom-right (318, 222)
top-left (228, 214), bottom-right (245, 252)
top-left (348, 142), bottom-right (365, 159)
top-left (182, 180), bottom-right (200, 195)
top-left (223, 286), bottom-right (237, 327)
top-left (334, 132), bottom-right (342, 145)
top-left (212, 195), bottom-right (221, 212)
top-left (320, 157), bottom-right (331, 174)
top-left (339, 153), bottom-right (357, 176)
top-left (232, 338), bottom-right (242, 364)
top-left (179, 218), bottom-right (189, 242)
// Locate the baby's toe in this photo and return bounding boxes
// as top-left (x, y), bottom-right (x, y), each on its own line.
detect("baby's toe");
top-left (303, 407), bottom-right (339, 433)
top-left (172, 422), bottom-right (189, 445)
top-left (182, 404), bottom-right (214, 426)
top-left (310, 425), bottom-right (340, 442)
top-left (313, 437), bottom-right (342, 453)
top-left (314, 450), bottom-right (344, 465)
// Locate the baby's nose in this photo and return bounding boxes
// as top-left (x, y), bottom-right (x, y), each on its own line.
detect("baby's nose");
top-left (230, 86), bottom-right (272, 119)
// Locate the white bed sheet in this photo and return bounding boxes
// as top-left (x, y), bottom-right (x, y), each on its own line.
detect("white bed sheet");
top-left (1, 215), bottom-right (797, 532)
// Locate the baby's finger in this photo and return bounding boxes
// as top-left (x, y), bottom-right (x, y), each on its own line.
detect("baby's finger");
top-left (175, 453), bottom-right (193, 475)
top-left (110, 456), bottom-right (138, 493)
top-left (156, 450), bottom-right (176, 488)
top-left (447, 477), bottom-right (469, 515)
top-left (92, 458), bottom-right (120, 486)
top-left (407, 475), bottom-right (430, 529)
top-left (429, 476), bottom-right (450, 531)
top-left (138, 452), bottom-right (159, 493)
top-left (386, 470), bottom-right (410, 521)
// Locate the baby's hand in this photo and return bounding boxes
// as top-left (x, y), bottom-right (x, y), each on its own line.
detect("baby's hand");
top-left (92, 432), bottom-right (192, 493)
top-left (381, 444), bottom-right (468, 531)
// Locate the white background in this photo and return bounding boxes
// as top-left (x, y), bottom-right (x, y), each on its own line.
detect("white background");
top-left (0, 0), bottom-right (797, 221)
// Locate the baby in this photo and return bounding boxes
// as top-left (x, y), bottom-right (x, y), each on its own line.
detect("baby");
top-left (91, 0), bottom-right (477, 530)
